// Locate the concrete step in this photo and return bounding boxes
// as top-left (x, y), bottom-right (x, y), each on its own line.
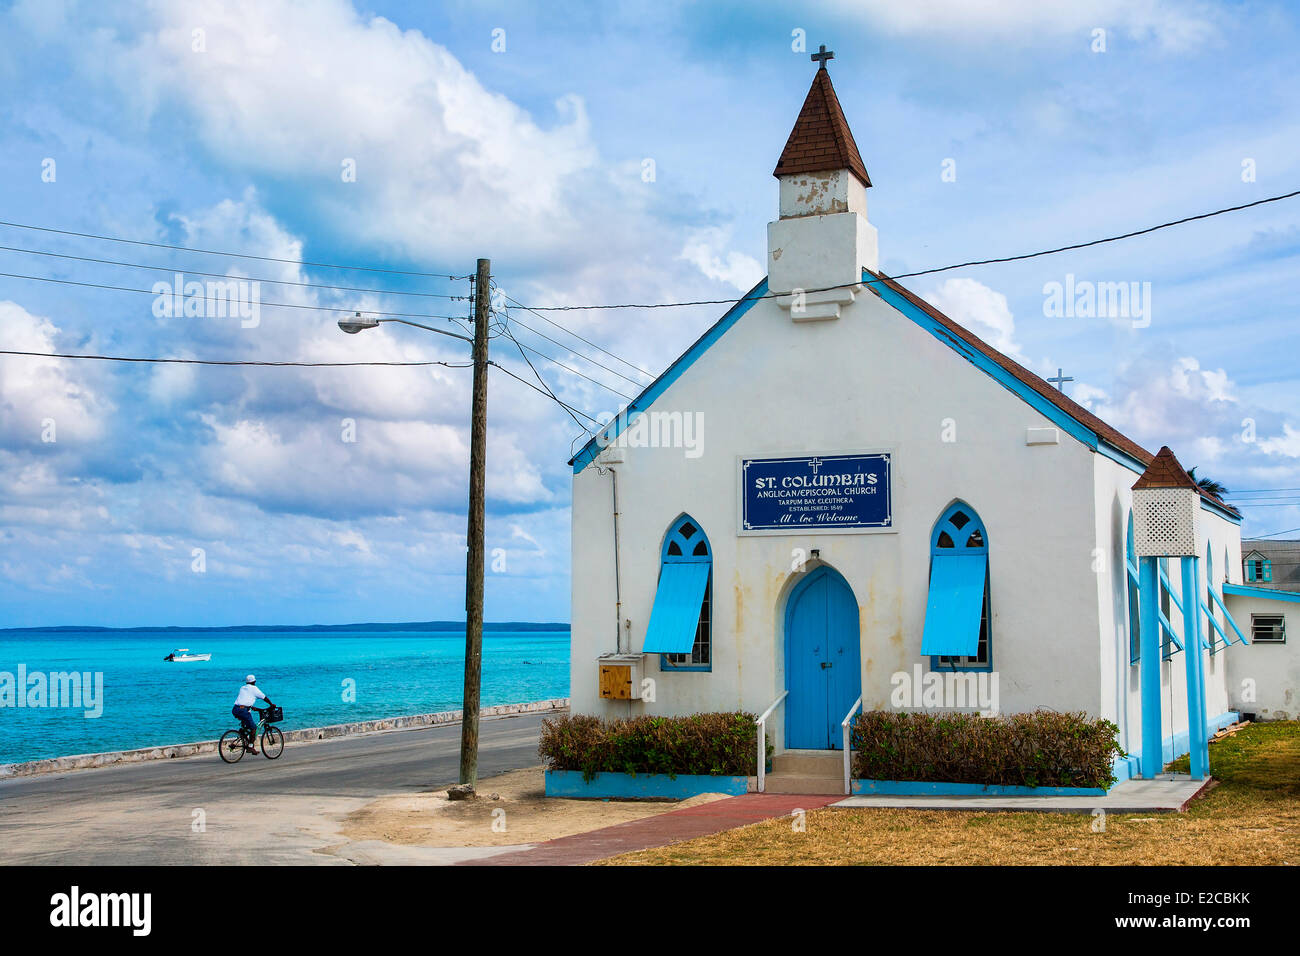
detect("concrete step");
top-left (762, 773), bottom-right (847, 796)
top-left (771, 750), bottom-right (844, 775)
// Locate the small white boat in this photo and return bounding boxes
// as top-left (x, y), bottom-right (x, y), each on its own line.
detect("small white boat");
top-left (163, 648), bottom-right (212, 662)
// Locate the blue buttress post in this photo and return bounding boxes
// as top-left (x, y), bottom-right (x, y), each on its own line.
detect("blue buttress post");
top-left (1181, 556), bottom-right (1208, 779)
top-left (1139, 556), bottom-right (1163, 778)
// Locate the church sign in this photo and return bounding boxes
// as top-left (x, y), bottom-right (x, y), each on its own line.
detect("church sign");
top-left (740, 452), bottom-right (893, 534)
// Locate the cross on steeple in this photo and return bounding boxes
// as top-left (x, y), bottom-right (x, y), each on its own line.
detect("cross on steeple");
top-left (811, 45), bottom-right (834, 70)
top-left (1047, 368), bottom-right (1074, 393)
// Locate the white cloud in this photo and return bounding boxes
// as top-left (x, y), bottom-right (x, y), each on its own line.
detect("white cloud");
top-left (510, 523), bottom-right (546, 557)
top-left (1081, 349), bottom-right (1300, 501)
top-left (1090, 353), bottom-right (1236, 442)
top-left (922, 277), bottom-right (1026, 361)
top-left (841, 0), bottom-right (1219, 52)
top-left (0, 301), bottom-right (114, 450)
top-left (1260, 424), bottom-right (1300, 459)
top-left (76, 0), bottom-right (609, 267)
top-left (679, 228), bottom-right (764, 291)
top-left (197, 411), bottom-right (549, 517)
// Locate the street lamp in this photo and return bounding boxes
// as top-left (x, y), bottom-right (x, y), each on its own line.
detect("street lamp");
top-left (337, 311), bottom-right (471, 343)
top-left (334, 261), bottom-right (491, 791)
top-left (338, 313), bottom-right (380, 334)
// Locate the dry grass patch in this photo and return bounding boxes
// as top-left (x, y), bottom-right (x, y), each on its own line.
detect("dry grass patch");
top-left (599, 722), bottom-right (1300, 866)
top-left (341, 766), bottom-right (732, 848)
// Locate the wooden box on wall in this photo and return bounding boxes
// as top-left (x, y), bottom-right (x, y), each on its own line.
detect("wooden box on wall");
top-left (596, 654), bottom-right (644, 700)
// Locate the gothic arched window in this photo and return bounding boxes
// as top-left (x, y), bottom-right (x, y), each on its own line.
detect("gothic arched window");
top-left (922, 502), bottom-right (991, 670)
top-left (643, 515), bottom-right (712, 670)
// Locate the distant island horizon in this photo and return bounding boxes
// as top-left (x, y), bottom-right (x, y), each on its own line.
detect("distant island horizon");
top-left (0, 620), bottom-right (570, 634)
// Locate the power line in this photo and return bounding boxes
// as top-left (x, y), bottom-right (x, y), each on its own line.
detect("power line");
top-left (0, 269), bottom-right (472, 322)
top-left (1250, 527), bottom-right (1300, 539)
top-left (1228, 487), bottom-right (1300, 494)
top-left (501, 313), bottom-right (647, 389)
top-left (0, 348), bottom-right (472, 368)
top-left (500, 291), bottom-right (653, 378)
top-left (511, 188), bottom-right (1300, 311)
top-left (0, 219), bottom-right (471, 279)
top-left (489, 359), bottom-right (601, 428)
top-left (507, 336), bottom-right (634, 401)
top-left (497, 323), bottom-right (591, 432)
top-left (0, 234), bottom-right (651, 386)
top-left (0, 244), bottom-right (470, 300)
top-left (0, 350), bottom-right (602, 424)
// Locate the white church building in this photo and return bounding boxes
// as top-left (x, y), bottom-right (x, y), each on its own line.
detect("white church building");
top-left (567, 59), bottom-right (1286, 782)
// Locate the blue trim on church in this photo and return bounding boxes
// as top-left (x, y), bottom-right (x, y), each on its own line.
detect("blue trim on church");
top-left (1113, 711), bottom-right (1238, 782)
top-left (569, 278), bottom-right (769, 475)
top-left (569, 268), bottom-right (1248, 528)
top-left (853, 779), bottom-right (1107, 797)
top-left (544, 770), bottom-right (749, 799)
top-left (865, 274), bottom-right (1102, 453)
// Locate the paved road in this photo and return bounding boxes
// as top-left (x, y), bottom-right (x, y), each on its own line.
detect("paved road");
top-left (0, 713), bottom-right (548, 865)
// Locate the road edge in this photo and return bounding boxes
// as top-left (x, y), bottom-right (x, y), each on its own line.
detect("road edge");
top-left (0, 697), bottom-right (570, 778)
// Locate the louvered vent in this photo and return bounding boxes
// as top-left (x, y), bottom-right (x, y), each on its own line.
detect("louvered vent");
top-left (1132, 487), bottom-right (1198, 557)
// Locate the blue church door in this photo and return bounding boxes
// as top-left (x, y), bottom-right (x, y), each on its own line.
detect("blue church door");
top-left (784, 566), bottom-right (861, 750)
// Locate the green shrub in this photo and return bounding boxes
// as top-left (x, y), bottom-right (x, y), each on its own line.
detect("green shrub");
top-left (851, 709), bottom-right (1124, 789)
top-left (539, 712), bottom-right (760, 781)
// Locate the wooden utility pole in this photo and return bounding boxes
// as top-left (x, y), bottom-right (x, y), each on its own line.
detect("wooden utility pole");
top-left (459, 257), bottom-right (491, 788)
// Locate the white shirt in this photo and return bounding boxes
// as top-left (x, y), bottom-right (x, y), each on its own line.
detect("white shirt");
top-left (234, 684), bottom-right (268, 707)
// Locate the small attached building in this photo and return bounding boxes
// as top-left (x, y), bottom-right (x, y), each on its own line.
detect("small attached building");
top-left (1225, 540), bottom-right (1300, 720)
top-left (568, 63), bottom-right (1265, 780)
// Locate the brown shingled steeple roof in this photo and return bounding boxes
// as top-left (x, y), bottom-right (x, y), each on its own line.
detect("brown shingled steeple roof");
top-left (773, 69), bottom-right (871, 187)
top-left (1132, 446), bottom-right (1201, 491)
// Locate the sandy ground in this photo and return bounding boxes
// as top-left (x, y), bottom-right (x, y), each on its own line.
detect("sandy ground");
top-left (340, 766), bottom-right (733, 848)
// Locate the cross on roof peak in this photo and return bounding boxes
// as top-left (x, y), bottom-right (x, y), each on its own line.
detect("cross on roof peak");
top-left (811, 45), bottom-right (834, 70)
top-left (1047, 368), bottom-right (1074, 393)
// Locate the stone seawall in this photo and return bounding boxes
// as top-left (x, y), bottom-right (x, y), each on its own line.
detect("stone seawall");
top-left (0, 697), bottom-right (570, 778)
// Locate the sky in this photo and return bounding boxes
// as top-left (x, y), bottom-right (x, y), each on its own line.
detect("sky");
top-left (1, 0), bottom-right (1298, 627)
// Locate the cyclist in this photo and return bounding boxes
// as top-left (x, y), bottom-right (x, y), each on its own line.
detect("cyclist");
top-left (232, 674), bottom-right (274, 755)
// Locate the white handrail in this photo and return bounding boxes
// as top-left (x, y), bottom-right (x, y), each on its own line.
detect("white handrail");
top-left (841, 695), bottom-right (863, 795)
top-left (756, 690), bottom-right (788, 793)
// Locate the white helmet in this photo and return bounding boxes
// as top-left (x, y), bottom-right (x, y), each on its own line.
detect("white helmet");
top-left (245, 674), bottom-right (257, 684)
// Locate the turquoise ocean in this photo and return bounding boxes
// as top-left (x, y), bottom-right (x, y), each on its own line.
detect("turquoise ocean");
top-left (0, 625), bottom-right (569, 765)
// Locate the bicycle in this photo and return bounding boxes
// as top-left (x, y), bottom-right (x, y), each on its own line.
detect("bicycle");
top-left (219, 705), bottom-right (285, 762)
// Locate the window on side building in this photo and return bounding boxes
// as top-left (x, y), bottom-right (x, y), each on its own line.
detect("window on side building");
top-left (1244, 553), bottom-right (1273, 583)
top-left (1251, 614), bottom-right (1286, 644)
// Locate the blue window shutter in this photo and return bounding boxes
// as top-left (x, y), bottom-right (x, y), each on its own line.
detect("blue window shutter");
top-left (921, 553), bottom-right (987, 656)
top-left (642, 562), bottom-right (710, 654)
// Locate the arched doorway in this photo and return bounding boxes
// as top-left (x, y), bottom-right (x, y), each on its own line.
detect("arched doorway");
top-left (784, 565), bottom-right (861, 749)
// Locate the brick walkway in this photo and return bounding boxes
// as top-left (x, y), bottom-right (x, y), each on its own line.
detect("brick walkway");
top-left (463, 792), bottom-right (841, 866)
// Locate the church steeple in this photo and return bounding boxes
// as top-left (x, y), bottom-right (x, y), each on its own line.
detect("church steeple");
top-left (774, 66), bottom-right (871, 188)
top-left (767, 51), bottom-right (878, 314)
